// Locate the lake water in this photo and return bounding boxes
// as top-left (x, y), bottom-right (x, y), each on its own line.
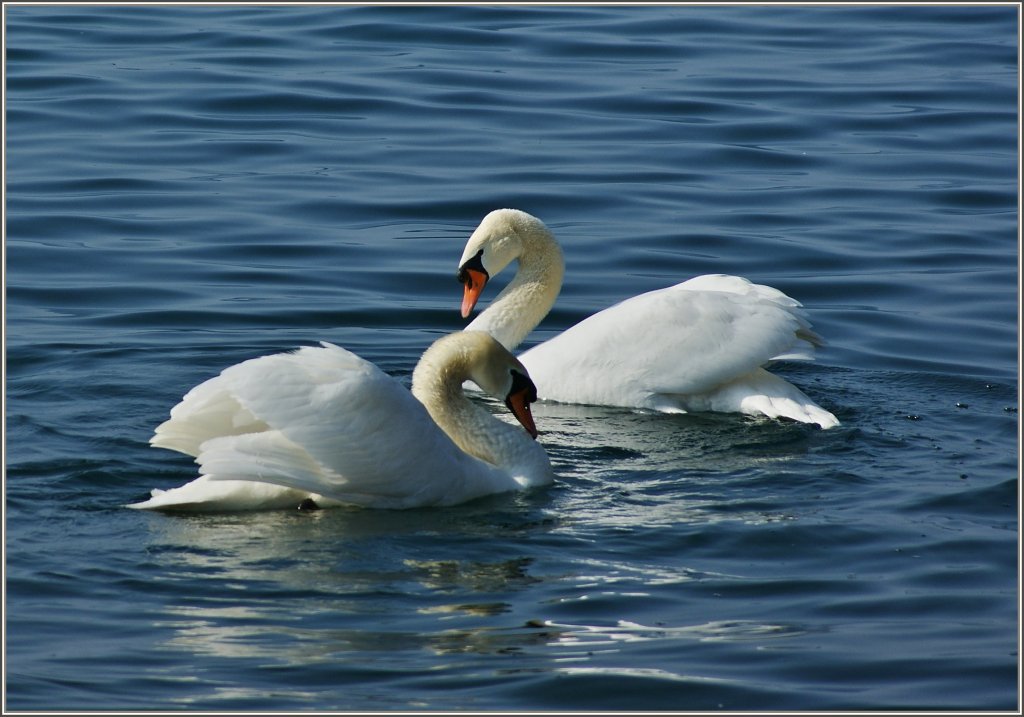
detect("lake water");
top-left (4, 3), bottom-right (1019, 711)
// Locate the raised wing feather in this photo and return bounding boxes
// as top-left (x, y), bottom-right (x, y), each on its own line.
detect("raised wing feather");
top-left (150, 372), bottom-right (269, 457)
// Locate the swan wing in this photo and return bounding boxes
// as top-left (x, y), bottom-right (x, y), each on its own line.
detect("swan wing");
top-left (190, 342), bottom-right (507, 508)
top-left (150, 370), bottom-right (270, 457)
top-left (519, 275), bottom-right (824, 407)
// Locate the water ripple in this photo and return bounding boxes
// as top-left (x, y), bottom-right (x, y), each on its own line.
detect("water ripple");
top-left (5, 4), bottom-right (1017, 712)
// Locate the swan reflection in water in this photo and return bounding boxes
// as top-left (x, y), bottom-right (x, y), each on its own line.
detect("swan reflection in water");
top-left (141, 449), bottom-right (809, 684)
top-left (142, 507), bottom-right (556, 671)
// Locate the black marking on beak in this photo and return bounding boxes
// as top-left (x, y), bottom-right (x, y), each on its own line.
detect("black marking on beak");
top-left (505, 368), bottom-right (540, 439)
top-left (507, 369), bottom-right (538, 404)
top-left (457, 249), bottom-right (488, 285)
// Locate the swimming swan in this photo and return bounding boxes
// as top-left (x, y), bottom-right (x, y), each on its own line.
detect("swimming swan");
top-left (128, 331), bottom-right (553, 511)
top-left (457, 209), bottom-right (839, 429)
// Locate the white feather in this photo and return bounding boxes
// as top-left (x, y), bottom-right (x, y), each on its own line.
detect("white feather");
top-left (460, 210), bottom-right (838, 429)
top-left (130, 335), bottom-right (552, 512)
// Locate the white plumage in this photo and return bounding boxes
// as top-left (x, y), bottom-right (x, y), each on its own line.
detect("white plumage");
top-left (130, 332), bottom-right (552, 511)
top-left (458, 209), bottom-right (839, 429)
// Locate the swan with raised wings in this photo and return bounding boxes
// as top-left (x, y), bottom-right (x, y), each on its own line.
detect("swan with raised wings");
top-left (128, 331), bottom-right (553, 511)
top-left (457, 209), bottom-right (839, 429)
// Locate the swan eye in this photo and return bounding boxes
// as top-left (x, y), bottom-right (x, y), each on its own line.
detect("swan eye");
top-left (457, 249), bottom-right (488, 285)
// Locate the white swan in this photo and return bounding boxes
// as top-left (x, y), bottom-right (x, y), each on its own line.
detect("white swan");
top-left (128, 331), bottom-right (553, 511)
top-left (457, 209), bottom-right (839, 429)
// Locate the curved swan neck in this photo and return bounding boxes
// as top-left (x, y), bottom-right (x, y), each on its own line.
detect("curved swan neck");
top-left (411, 334), bottom-right (542, 473)
top-left (466, 215), bottom-right (565, 352)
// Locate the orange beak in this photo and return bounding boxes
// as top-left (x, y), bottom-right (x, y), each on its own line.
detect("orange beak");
top-left (460, 268), bottom-right (488, 319)
top-left (505, 388), bottom-right (539, 439)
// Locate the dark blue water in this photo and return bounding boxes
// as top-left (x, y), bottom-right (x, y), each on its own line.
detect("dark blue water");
top-left (5, 4), bottom-right (1019, 711)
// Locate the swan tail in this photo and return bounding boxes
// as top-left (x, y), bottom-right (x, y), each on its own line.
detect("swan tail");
top-left (657, 368), bottom-right (839, 429)
top-left (737, 391), bottom-right (840, 429)
top-left (732, 368), bottom-right (839, 429)
top-left (125, 475), bottom-right (313, 512)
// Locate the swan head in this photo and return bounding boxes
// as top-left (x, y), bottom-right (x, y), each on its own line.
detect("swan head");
top-left (462, 330), bottom-right (540, 439)
top-left (415, 330), bottom-right (540, 439)
top-left (457, 209), bottom-right (545, 318)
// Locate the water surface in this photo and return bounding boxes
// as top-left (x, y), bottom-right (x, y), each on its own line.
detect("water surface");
top-left (4, 4), bottom-right (1019, 711)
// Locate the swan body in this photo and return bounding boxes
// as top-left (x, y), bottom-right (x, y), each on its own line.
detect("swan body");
top-left (129, 331), bottom-right (552, 512)
top-left (458, 209), bottom-right (839, 429)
